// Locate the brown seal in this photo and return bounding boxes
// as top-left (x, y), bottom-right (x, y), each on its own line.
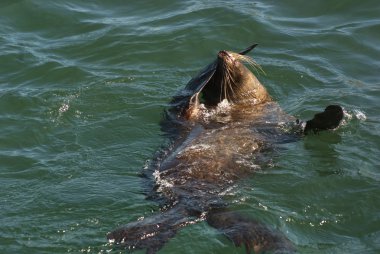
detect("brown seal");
top-left (183, 46), bottom-right (270, 120)
top-left (107, 44), bottom-right (343, 253)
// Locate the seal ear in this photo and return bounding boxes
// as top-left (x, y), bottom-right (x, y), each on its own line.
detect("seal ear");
top-left (238, 43), bottom-right (258, 55)
top-left (304, 105), bottom-right (344, 134)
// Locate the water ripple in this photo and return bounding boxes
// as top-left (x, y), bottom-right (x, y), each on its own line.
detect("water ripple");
top-left (0, 1), bottom-right (379, 253)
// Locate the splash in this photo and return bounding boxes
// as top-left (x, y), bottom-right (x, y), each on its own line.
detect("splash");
top-left (342, 108), bottom-right (367, 126)
top-left (352, 109), bottom-right (367, 121)
top-left (216, 99), bottom-right (231, 114)
top-left (58, 103), bottom-right (69, 113)
top-left (153, 170), bottom-right (173, 191)
top-left (198, 99), bottom-right (232, 121)
top-left (179, 144), bottom-right (212, 155)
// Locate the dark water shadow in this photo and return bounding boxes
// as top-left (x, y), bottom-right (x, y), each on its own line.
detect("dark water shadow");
top-left (303, 132), bottom-right (343, 176)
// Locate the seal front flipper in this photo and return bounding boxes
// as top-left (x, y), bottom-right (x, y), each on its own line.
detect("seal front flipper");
top-left (107, 206), bottom-right (193, 254)
top-left (206, 208), bottom-right (295, 254)
top-left (303, 105), bottom-right (344, 134)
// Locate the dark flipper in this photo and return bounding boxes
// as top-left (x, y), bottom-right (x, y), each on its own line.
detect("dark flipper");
top-left (304, 105), bottom-right (344, 134)
top-left (107, 206), bottom-right (193, 254)
top-left (207, 208), bottom-right (295, 254)
top-left (239, 43), bottom-right (258, 55)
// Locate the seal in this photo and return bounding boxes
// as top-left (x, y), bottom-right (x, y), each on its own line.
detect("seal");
top-left (107, 44), bottom-right (343, 253)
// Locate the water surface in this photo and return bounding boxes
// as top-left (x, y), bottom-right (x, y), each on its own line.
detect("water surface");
top-left (0, 1), bottom-right (379, 253)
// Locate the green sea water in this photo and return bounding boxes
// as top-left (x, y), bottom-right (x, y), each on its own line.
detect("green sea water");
top-left (0, 1), bottom-right (379, 253)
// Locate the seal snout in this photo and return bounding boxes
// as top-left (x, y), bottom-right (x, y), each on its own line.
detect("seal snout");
top-left (218, 50), bottom-right (229, 58)
top-left (218, 50), bottom-right (228, 56)
top-left (218, 50), bottom-right (234, 63)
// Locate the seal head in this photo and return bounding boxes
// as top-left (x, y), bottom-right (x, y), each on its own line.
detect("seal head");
top-left (184, 47), bottom-right (271, 119)
top-left (202, 50), bottom-right (270, 105)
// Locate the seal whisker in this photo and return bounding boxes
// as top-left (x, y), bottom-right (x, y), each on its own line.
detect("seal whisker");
top-left (224, 62), bottom-right (232, 101)
top-left (220, 72), bottom-right (224, 102)
top-left (226, 68), bottom-right (237, 101)
top-left (223, 64), bottom-right (234, 102)
top-left (222, 65), bottom-right (228, 101)
top-left (232, 53), bottom-right (266, 75)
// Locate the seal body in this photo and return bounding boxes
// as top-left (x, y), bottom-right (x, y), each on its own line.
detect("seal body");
top-left (107, 45), bottom-right (343, 254)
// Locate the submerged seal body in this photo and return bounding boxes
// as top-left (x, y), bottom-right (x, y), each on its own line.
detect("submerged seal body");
top-left (108, 44), bottom-right (343, 253)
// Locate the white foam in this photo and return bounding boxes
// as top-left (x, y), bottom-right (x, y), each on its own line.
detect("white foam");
top-left (343, 108), bottom-right (367, 126)
top-left (353, 109), bottom-right (367, 121)
top-left (216, 99), bottom-right (231, 113)
top-left (179, 144), bottom-right (212, 155)
top-left (198, 99), bottom-right (232, 121)
top-left (58, 103), bottom-right (69, 113)
top-left (153, 170), bottom-right (173, 190)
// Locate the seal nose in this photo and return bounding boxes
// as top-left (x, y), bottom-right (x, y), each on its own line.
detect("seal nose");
top-left (218, 50), bottom-right (233, 62)
top-left (218, 50), bottom-right (228, 58)
top-left (217, 50), bottom-right (234, 65)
